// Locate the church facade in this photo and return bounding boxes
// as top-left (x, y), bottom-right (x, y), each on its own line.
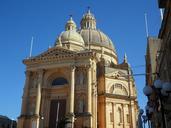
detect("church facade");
top-left (17, 10), bottom-right (138, 128)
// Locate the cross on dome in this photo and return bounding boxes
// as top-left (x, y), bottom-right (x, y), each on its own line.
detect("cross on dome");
top-left (87, 6), bottom-right (91, 14)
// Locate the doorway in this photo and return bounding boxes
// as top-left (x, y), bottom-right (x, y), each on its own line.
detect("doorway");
top-left (49, 99), bottom-right (66, 128)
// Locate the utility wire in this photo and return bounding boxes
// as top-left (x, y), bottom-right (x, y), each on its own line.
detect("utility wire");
top-left (131, 65), bottom-right (145, 68)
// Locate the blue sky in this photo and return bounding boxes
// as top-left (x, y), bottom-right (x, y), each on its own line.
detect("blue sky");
top-left (0, 0), bottom-right (161, 119)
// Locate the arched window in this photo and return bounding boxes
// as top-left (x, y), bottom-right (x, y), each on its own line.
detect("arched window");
top-left (111, 83), bottom-right (128, 96)
top-left (52, 77), bottom-right (68, 86)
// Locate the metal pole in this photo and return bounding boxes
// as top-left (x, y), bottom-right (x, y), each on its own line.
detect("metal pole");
top-left (160, 9), bottom-right (163, 21)
top-left (144, 13), bottom-right (149, 37)
top-left (56, 102), bottom-right (60, 128)
top-left (29, 36), bottom-right (34, 57)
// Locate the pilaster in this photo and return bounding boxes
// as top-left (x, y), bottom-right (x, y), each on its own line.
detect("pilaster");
top-left (112, 103), bottom-right (115, 128)
top-left (67, 65), bottom-right (76, 128)
top-left (18, 71), bottom-right (31, 128)
top-left (84, 64), bottom-right (92, 128)
top-left (92, 81), bottom-right (97, 128)
top-left (122, 104), bottom-right (126, 128)
top-left (35, 69), bottom-right (44, 115)
top-left (131, 101), bottom-right (136, 128)
top-left (21, 71), bottom-right (31, 115)
top-left (113, 103), bottom-right (117, 128)
top-left (87, 64), bottom-right (92, 114)
top-left (34, 69), bottom-right (44, 128)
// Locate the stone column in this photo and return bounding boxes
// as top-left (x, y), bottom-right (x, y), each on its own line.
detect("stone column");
top-left (85, 65), bottom-right (92, 128)
top-left (131, 101), bottom-right (136, 128)
top-left (113, 104), bottom-right (117, 128)
top-left (112, 103), bottom-right (115, 128)
top-left (34, 69), bottom-right (44, 128)
top-left (92, 82), bottom-right (97, 128)
top-left (69, 66), bottom-right (75, 113)
top-left (67, 66), bottom-right (75, 128)
top-left (39, 91), bottom-right (45, 128)
top-left (21, 71), bottom-right (31, 115)
top-left (35, 70), bottom-right (44, 115)
top-left (87, 65), bottom-right (92, 113)
top-left (18, 71), bottom-right (31, 128)
top-left (122, 104), bottom-right (126, 128)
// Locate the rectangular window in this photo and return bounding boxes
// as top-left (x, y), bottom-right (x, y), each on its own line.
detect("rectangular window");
top-left (78, 100), bottom-right (85, 113)
top-left (110, 112), bottom-right (113, 122)
top-left (127, 114), bottom-right (130, 123)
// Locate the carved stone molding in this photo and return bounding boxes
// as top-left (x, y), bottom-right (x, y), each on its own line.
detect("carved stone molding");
top-left (70, 65), bottom-right (76, 71)
top-left (85, 64), bottom-right (91, 69)
top-left (23, 47), bottom-right (95, 65)
top-left (37, 69), bottom-right (45, 75)
top-left (109, 83), bottom-right (128, 96)
top-left (92, 84), bottom-right (97, 96)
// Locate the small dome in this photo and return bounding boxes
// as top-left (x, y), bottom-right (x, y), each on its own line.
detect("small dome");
top-left (65, 16), bottom-right (76, 31)
top-left (60, 30), bottom-right (84, 45)
top-left (79, 29), bottom-right (116, 52)
top-left (55, 16), bottom-right (84, 47)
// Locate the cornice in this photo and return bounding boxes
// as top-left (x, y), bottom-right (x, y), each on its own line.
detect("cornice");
top-left (98, 93), bottom-right (136, 100)
top-left (23, 47), bottom-right (96, 65)
top-left (105, 76), bottom-right (128, 82)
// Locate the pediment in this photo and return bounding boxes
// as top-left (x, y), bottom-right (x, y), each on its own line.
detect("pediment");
top-left (106, 70), bottom-right (128, 79)
top-left (34, 47), bottom-right (76, 59)
top-left (23, 47), bottom-right (95, 65)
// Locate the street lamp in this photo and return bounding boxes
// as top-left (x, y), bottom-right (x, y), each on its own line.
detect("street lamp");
top-left (161, 89), bottom-right (168, 97)
top-left (162, 82), bottom-right (171, 93)
top-left (143, 79), bottom-right (171, 128)
top-left (143, 86), bottom-right (154, 128)
top-left (154, 79), bottom-right (166, 128)
top-left (154, 79), bottom-right (163, 89)
top-left (143, 85), bottom-right (153, 97)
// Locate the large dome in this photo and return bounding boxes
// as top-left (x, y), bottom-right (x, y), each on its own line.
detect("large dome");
top-left (78, 29), bottom-right (116, 52)
top-left (79, 9), bottom-right (116, 53)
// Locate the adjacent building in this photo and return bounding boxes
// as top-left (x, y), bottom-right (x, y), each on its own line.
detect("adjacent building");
top-left (145, 0), bottom-right (171, 127)
top-left (0, 115), bottom-right (17, 128)
top-left (145, 37), bottom-right (162, 127)
top-left (17, 9), bottom-right (139, 128)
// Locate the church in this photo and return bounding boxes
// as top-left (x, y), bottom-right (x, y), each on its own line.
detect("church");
top-left (17, 9), bottom-right (139, 128)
